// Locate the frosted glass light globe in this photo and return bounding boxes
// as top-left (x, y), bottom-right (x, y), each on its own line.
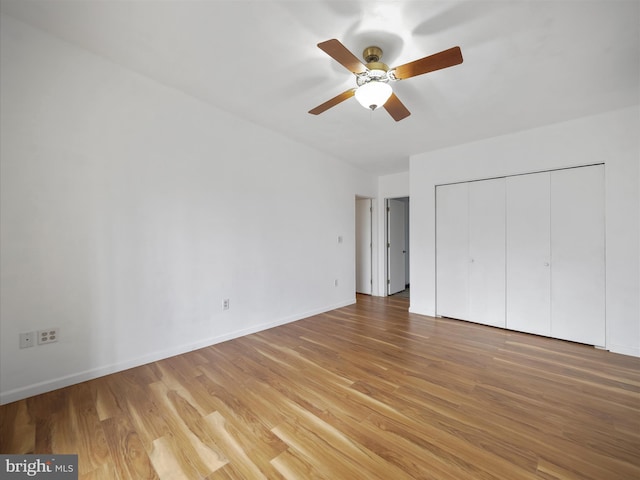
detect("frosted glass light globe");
top-left (355, 81), bottom-right (392, 110)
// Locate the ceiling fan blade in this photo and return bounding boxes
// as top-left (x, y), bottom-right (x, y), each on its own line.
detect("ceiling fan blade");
top-left (317, 39), bottom-right (367, 74)
top-left (392, 46), bottom-right (463, 80)
top-left (384, 93), bottom-right (411, 122)
top-left (309, 89), bottom-right (356, 115)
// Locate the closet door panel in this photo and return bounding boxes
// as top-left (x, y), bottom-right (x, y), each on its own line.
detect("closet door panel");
top-left (506, 172), bottom-right (551, 336)
top-left (436, 183), bottom-right (469, 320)
top-left (551, 165), bottom-right (605, 346)
top-left (468, 178), bottom-right (506, 327)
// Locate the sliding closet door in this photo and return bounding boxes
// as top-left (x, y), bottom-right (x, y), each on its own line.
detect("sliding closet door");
top-left (468, 178), bottom-right (506, 327)
top-left (436, 183), bottom-right (469, 320)
top-left (506, 172), bottom-right (551, 336)
top-left (438, 166), bottom-right (605, 345)
top-left (551, 165), bottom-right (605, 346)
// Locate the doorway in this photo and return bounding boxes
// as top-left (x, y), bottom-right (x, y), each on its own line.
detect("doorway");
top-left (387, 197), bottom-right (410, 297)
top-left (355, 197), bottom-right (373, 295)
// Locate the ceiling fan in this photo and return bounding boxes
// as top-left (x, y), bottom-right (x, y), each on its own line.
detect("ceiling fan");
top-left (309, 39), bottom-right (463, 121)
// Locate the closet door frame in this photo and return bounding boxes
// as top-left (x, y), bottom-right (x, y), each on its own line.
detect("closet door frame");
top-left (435, 164), bottom-right (605, 346)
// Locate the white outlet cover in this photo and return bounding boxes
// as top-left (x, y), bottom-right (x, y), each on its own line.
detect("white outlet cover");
top-left (19, 332), bottom-right (35, 349)
top-left (38, 328), bottom-right (59, 344)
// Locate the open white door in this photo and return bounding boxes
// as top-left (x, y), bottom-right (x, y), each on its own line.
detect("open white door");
top-left (355, 198), bottom-right (372, 294)
top-left (387, 198), bottom-right (406, 295)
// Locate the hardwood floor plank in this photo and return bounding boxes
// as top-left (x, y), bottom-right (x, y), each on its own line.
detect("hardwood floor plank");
top-left (195, 373), bottom-right (285, 435)
top-left (272, 415), bottom-right (412, 480)
top-left (0, 400), bottom-right (34, 454)
top-left (148, 382), bottom-right (227, 477)
top-left (270, 448), bottom-right (333, 480)
top-left (367, 409), bottom-right (541, 480)
top-left (123, 384), bottom-right (172, 453)
top-left (80, 461), bottom-right (120, 480)
top-left (94, 376), bottom-right (126, 422)
top-left (102, 414), bottom-right (158, 480)
top-left (155, 361), bottom-right (212, 417)
top-left (313, 408), bottom-right (479, 480)
top-left (204, 410), bottom-right (282, 480)
top-left (1, 294), bottom-right (638, 479)
top-left (148, 435), bottom-right (204, 480)
top-left (67, 383), bottom-right (111, 475)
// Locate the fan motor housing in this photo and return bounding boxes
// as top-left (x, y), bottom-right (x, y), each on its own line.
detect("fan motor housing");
top-left (363, 46), bottom-right (383, 63)
top-left (365, 61), bottom-right (388, 72)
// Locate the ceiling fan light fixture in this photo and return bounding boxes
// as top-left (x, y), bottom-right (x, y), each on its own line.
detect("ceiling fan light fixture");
top-left (310, 39), bottom-right (462, 121)
top-left (355, 80), bottom-right (392, 111)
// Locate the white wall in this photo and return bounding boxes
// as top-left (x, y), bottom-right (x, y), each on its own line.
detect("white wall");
top-left (410, 106), bottom-right (640, 357)
top-left (0, 15), bottom-right (376, 404)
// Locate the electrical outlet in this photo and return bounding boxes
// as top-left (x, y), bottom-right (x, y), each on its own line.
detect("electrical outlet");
top-left (19, 332), bottom-right (35, 349)
top-left (38, 328), bottom-right (59, 345)
top-left (223, 299), bottom-right (230, 311)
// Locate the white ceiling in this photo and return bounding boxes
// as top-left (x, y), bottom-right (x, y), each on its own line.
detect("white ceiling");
top-left (1, 0), bottom-right (638, 175)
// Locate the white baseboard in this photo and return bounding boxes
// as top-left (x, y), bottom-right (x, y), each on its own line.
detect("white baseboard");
top-left (0, 298), bottom-right (356, 405)
top-left (607, 344), bottom-right (640, 358)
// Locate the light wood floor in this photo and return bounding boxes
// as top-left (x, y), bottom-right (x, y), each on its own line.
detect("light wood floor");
top-left (1, 294), bottom-right (639, 479)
